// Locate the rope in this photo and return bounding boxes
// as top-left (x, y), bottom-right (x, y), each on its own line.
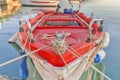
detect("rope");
top-left (18, 33), bottom-right (59, 79)
top-left (22, 36), bottom-right (29, 50)
top-left (33, 31), bottom-right (111, 80)
top-left (0, 42), bottom-right (51, 67)
top-left (75, 13), bottom-right (91, 28)
top-left (67, 47), bottom-right (111, 80)
top-left (75, 13), bottom-right (92, 41)
top-left (56, 49), bottom-right (70, 80)
top-left (65, 37), bottom-right (111, 80)
top-left (31, 15), bottom-right (45, 32)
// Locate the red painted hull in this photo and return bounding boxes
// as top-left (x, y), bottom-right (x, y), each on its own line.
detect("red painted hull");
top-left (19, 11), bottom-right (103, 67)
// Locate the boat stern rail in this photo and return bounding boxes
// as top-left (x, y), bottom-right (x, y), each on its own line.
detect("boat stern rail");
top-left (88, 18), bottom-right (103, 42)
top-left (75, 13), bottom-right (103, 42)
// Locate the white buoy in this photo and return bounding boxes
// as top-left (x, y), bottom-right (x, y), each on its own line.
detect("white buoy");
top-left (94, 49), bottom-right (106, 63)
top-left (98, 49), bottom-right (106, 59)
top-left (8, 32), bottom-right (18, 43)
top-left (103, 32), bottom-right (110, 48)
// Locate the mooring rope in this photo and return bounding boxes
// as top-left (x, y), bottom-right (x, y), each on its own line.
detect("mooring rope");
top-left (56, 49), bottom-right (70, 80)
top-left (18, 34), bottom-right (59, 79)
top-left (65, 41), bottom-right (111, 80)
top-left (0, 15), bottom-right (48, 67)
top-left (0, 43), bottom-right (51, 67)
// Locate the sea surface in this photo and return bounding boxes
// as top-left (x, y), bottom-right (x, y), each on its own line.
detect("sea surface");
top-left (0, 0), bottom-right (120, 80)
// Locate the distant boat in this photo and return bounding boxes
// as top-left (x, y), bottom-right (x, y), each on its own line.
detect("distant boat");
top-left (19, 0), bottom-right (82, 7)
top-left (19, 0), bottom-right (59, 7)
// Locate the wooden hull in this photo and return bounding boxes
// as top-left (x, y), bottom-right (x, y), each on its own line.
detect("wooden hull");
top-left (9, 42), bottom-right (105, 80)
top-left (19, 11), bottom-right (104, 67)
top-left (27, 56), bottom-right (105, 80)
top-left (17, 10), bottom-right (106, 80)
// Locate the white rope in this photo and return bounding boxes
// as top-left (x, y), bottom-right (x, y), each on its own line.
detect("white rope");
top-left (74, 13), bottom-right (90, 28)
top-left (69, 14), bottom-right (111, 79)
top-left (31, 15), bottom-right (46, 31)
top-left (66, 43), bottom-right (111, 80)
top-left (18, 34), bottom-right (58, 79)
top-left (0, 44), bottom-right (51, 67)
top-left (22, 36), bottom-right (29, 50)
top-left (56, 49), bottom-right (70, 80)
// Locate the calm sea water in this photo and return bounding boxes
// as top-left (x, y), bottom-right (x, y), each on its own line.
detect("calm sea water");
top-left (0, 0), bottom-right (120, 80)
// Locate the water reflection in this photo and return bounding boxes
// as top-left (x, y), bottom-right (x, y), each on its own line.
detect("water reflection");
top-left (0, 2), bottom-right (21, 23)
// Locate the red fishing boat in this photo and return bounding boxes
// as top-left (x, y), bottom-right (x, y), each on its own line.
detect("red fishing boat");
top-left (16, 9), bottom-right (110, 80)
top-left (19, 10), bottom-right (103, 66)
top-left (0, 0), bottom-right (111, 79)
